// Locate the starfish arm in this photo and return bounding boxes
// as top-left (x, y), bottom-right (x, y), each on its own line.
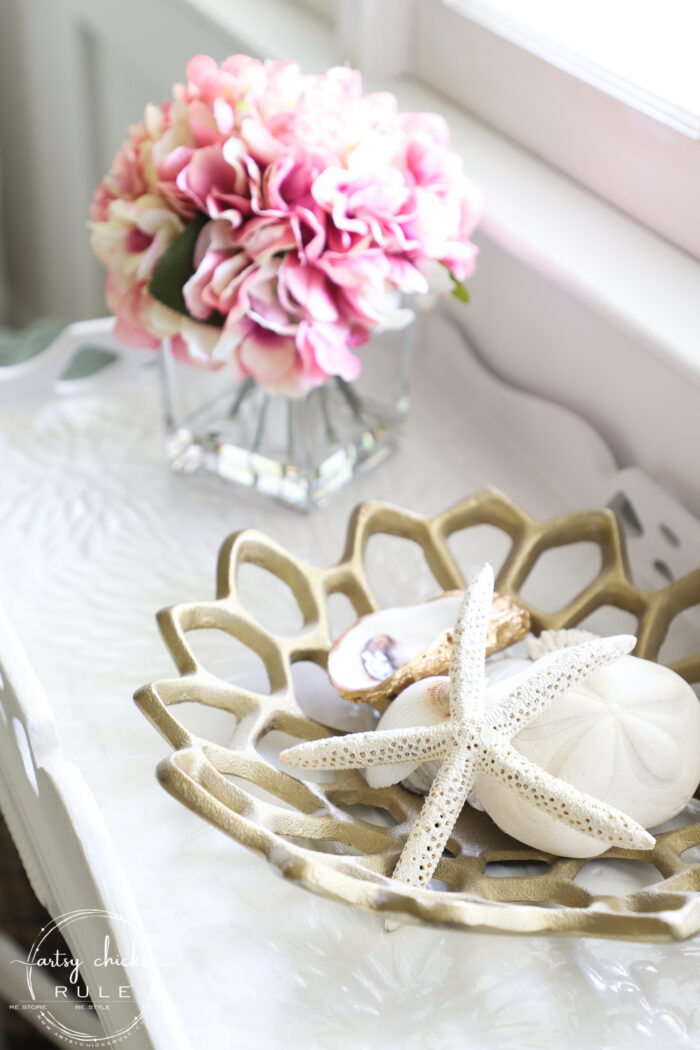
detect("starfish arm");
top-left (449, 564), bottom-right (494, 721)
top-left (280, 723), bottom-right (451, 771)
top-left (488, 634), bottom-right (636, 733)
top-left (392, 744), bottom-right (476, 888)
top-left (487, 745), bottom-right (655, 851)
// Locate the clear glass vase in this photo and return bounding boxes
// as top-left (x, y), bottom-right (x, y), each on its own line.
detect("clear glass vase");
top-left (160, 324), bottom-right (414, 511)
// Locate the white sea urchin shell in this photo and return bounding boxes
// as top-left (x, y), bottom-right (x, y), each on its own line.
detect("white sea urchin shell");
top-left (475, 654), bottom-right (700, 856)
top-left (365, 640), bottom-right (700, 858)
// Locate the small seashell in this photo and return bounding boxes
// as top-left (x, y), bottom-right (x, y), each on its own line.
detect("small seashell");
top-left (364, 656), bottom-right (531, 792)
top-left (526, 628), bottom-right (597, 660)
top-left (402, 762), bottom-right (443, 796)
top-left (481, 654), bottom-right (533, 688)
top-left (328, 592), bottom-right (530, 704)
top-left (364, 676), bottom-right (450, 790)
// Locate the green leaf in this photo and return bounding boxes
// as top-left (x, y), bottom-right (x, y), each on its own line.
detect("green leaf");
top-left (449, 273), bottom-right (471, 304)
top-left (439, 261), bottom-right (471, 305)
top-left (148, 212), bottom-right (208, 316)
top-left (60, 346), bottom-right (116, 381)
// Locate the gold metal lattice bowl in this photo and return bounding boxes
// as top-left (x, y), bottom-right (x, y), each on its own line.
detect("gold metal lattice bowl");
top-left (135, 490), bottom-right (700, 940)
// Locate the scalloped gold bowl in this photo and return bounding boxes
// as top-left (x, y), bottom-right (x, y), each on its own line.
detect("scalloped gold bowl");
top-left (135, 490), bottom-right (700, 940)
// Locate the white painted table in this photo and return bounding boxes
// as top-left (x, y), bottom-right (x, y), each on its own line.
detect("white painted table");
top-left (1, 314), bottom-right (699, 1050)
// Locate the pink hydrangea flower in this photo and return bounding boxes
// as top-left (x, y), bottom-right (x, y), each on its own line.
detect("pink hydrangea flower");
top-left (90, 54), bottom-right (481, 397)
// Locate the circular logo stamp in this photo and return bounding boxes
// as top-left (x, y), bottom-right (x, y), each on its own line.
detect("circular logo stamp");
top-left (11, 908), bottom-right (152, 1046)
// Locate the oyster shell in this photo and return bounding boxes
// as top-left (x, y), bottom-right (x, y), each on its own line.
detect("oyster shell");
top-left (328, 591), bottom-right (530, 704)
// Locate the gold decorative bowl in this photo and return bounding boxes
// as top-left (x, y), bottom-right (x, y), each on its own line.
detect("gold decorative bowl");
top-left (135, 490), bottom-right (700, 940)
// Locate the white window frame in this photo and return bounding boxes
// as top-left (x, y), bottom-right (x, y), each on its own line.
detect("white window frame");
top-left (409, 0), bottom-right (700, 259)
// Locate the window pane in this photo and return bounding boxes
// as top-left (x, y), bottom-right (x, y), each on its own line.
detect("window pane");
top-left (415, 0), bottom-right (700, 255)
top-left (444, 0), bottom-right (700, 133)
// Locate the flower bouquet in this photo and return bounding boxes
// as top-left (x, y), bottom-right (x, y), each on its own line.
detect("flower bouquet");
top-left (91, 55), bottom-right (480, 507)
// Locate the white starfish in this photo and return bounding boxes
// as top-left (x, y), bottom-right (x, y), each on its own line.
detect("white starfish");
top-left (281, 565), bottom-right (655, 897)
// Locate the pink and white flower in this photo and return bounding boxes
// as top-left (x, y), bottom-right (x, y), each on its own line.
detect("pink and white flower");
top-left (91, 54), bottom-right (481, 396)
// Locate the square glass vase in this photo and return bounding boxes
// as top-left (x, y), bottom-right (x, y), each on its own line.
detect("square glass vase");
top-left (160, 325), bottom-right (414, 511)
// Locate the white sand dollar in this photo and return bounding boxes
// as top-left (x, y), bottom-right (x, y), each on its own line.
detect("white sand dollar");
top-left (474, 656), bottom-right (700, 857)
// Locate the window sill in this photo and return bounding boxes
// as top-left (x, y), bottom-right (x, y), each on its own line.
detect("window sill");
top-left (379, 77), bottom-right (700, 391)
